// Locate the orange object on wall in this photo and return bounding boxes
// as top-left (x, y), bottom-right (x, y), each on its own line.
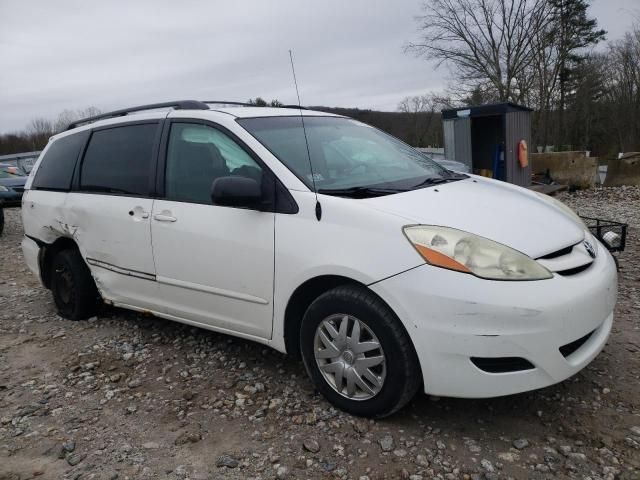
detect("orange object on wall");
top-left (518, 139), bottom-right (528, 168)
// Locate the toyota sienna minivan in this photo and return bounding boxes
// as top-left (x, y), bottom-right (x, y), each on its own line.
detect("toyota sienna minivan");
top-left (21, 100), bottom-right (617, 417)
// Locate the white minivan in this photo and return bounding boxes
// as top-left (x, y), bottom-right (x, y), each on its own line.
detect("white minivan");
top-left (21, 100), bottom-right (617, 417)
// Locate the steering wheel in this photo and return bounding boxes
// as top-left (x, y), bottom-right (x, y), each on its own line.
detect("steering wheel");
top-left (343, 160), bottom-right (373, 175)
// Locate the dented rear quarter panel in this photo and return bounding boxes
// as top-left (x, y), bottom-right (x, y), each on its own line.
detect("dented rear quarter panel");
top-left (22, 190), bottom-right (72, 243)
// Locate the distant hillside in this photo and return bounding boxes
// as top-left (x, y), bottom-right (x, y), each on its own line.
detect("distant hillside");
top-left (309, 106), bottom-right (443, 148)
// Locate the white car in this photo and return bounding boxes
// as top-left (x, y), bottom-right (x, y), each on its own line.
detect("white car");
top-left (21, 101), bottom-right (617, 417)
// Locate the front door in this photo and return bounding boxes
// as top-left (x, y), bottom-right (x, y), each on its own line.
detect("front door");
top-left (150, 121), bottom-right (275, 338)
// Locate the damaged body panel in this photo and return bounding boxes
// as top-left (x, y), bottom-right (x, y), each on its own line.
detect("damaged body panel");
top-left (63, 193), bottom-right (160, 310)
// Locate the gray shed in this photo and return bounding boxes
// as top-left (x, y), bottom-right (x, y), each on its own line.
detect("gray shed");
top-left (442, 103), bottom-right (532, 187)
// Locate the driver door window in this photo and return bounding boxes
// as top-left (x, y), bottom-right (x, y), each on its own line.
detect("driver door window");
top-left (165, 123), bottom-right (263, 204)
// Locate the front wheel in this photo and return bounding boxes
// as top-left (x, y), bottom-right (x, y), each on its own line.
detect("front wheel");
top-left (300, 285), bottom-right (421, 418)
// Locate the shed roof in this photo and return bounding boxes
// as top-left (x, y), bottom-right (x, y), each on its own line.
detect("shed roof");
top-left (442, 102), bottom-right (533, 120)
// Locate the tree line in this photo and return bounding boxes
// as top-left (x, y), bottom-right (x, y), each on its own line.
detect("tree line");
top-left (0, 101), bottom-right (288, 155)
top-left (402, 0), bottom-right (640, 157)
top-left (0, 100), bottom-right (440, 156)
top-left (0, 107), bottom-right (101, 155)
top-left (3, 1), bottom-right (638, 160)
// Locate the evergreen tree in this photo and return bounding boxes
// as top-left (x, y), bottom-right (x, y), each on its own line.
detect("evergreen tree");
top-left (549, 0), bottom-right (606, 138)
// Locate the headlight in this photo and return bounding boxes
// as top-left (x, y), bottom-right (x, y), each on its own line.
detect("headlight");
top-left (403, 226), bottom-right (553, 280)
top-left (534, 192), bottom-right (585, 228)
top-left (0, 185), bottom-right (9, 192)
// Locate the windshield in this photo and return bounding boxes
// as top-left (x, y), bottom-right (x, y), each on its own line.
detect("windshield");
top-left (238, 116), bottom-right (455, 194)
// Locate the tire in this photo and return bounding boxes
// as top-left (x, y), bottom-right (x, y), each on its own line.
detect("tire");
top-left (300, 285), bottom-right (421, 418)
top-left (51, 249), bottom-right (100, 320)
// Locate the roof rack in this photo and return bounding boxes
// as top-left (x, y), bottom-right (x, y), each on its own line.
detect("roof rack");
top-left (66, 99), bottom-right (311, 130)
top-left (66, 100), bottom-right (210, 130)
top-left (204, 101), bottom-right (308, 110)
top-left (204, 101), bottom-right (253, 107)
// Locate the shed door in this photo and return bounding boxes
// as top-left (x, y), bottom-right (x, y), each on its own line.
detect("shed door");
top-left (505, 111), bottom-right (531, 186)
top-left (454, 117), bottom-right (472, 170)
top-left (443, 120), bottom-right (455, 160)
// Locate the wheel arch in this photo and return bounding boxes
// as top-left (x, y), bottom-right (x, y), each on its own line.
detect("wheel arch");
top-left (283, 274), bottom-right (417, 361)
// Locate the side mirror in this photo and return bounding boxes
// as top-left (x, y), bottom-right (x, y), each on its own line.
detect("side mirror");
top-left (211, 176), bottom-right (262, 208)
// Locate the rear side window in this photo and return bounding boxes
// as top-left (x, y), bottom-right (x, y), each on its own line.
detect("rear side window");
top-left (80, 123), bottom-right (159, 196)
top-left (32, 131), bottom-right (88, 191)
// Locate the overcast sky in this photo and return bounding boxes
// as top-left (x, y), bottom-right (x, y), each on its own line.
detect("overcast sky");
top-left (0, 0), bottom-right (637, 133)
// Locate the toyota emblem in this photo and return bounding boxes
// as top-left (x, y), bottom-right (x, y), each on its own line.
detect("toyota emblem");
top-left (584, 241), bottom-right (596, 258)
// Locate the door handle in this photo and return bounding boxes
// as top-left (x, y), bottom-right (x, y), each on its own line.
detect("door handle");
top-left (153, 214), bottom-right (177, 222)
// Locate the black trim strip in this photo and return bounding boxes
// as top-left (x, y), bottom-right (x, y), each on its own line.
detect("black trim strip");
top-left (25, 234), bottom-right (46, 247)
top-left (559, 329), bottom-right (595, 358)
top-left (556, 263), bottom-right (592, 276)
top-left (470, 356), bottom-right (535, 373)
top-left (537, 244), bottom-right (575, 260)
top-left (86, 258), bottom-right (156, 281)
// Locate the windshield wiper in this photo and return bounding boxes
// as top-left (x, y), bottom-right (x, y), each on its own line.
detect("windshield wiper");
top-left (317, 186), bottom-right (405, 198)
top-left (411, 174), bottom-right (466, 190)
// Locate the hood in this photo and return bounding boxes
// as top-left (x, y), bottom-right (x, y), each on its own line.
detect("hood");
top-left (360, 176), bottom-right (585, 258)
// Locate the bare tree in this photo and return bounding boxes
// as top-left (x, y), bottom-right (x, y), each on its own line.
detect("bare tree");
top-left (407, 0), bottom-right (550, 102)
top-left (25, 118), bottom-right (54, 150)
top-left (528, 17), bottom-right (564, 146)
top-left (53, 107), bottom-right (102, 133)
top-left (398, 93), bottom-right (449, 146)
top-left (26, 117), bottom-right (53, 137)
top-left (602, 27), bottom-right (640, 152)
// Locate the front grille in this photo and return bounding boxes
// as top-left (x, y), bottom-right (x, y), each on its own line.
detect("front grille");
top-left (470, 357), bottom-right (535, 373)
top-left (559, 330), bottom-right (594, 358)
top-left (556, 263), bottom-right (592, 276)
top-left (538, 244), bottom-right (574, 259)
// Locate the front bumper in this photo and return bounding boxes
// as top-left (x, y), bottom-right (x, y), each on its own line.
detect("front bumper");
top-left (370, 244), bottom-right (617, 398)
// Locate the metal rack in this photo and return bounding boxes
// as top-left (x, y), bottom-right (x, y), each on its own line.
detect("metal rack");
top-left (67, 100), bottom-right (210, 130)
top-left (580, 216), bottom-right (628, 253)
top-left (67, 100), bottom-right (309, 130)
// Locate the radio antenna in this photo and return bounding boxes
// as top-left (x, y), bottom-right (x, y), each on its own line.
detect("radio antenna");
top-left (289, 49), bottom-right (321, 221)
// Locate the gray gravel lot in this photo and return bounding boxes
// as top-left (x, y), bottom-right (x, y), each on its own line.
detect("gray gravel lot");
top-left (1, 188), bottom-right (639, 480)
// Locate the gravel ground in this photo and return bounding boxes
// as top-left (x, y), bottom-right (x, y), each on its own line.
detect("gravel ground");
top-left (1, 187), bottom-right (639, 480)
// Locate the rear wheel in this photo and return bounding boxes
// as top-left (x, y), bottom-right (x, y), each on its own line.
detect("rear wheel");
top-left (300, 285), bottom-right (421, 418)
top-left (51, 249), bottom-right (99, 320)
